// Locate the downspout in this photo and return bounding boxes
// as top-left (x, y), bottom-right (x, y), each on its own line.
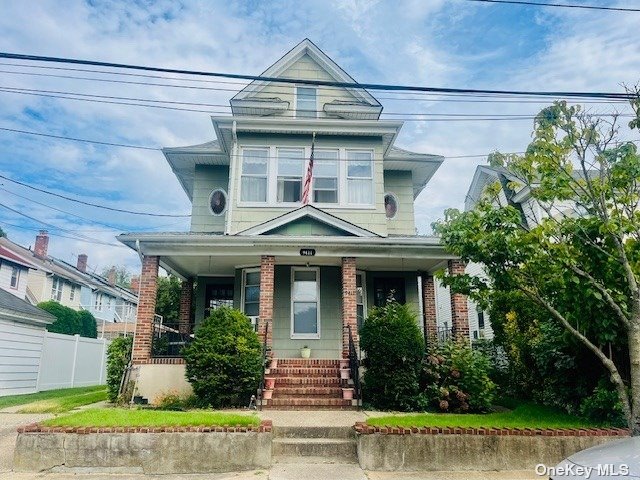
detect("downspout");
top-left (225, 120), bottom-right (238, 235)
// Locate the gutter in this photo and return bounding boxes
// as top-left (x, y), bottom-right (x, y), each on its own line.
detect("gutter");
top-left (225, 120), bottom-right (238, 235)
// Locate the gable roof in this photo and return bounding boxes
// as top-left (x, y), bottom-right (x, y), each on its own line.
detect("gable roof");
top-left (0, 245), bottom-right (36, 269)
top-left (0, 288), bottom-right (55, 326)
top-left (236, 205), bottom-right (381, 237)
top-left (465, 165), bottom-right (520, 211)
top-left (231, 38), bottom-right (382, 111)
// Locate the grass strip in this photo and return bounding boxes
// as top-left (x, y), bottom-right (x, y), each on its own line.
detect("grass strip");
top-left (367, 403), bottom-right (602, 429)
top-left (43, 408), bottom-right (260, 428)
top-left (0, 386), bottom-right (106, 410)
top-left (18, 390), bottom-right (107, 413)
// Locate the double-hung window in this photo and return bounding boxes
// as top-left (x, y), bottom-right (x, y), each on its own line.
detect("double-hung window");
top-left (10, 266), bottom-right (20, 289)
top-left (313, 150), bottom-right (339, 204)
top-left (240, 148), bottom-right (269, 202)
top-left (243, 270), bottom-right (260, 318)
top-left (346, 150), bottom-right (374, 204)
top-left (296, 87), bottom-right (317, 118)
top-left (277, 148), bottom-right (305, 203)
top-left (356, 272), bottom-right (366, 330)
top-left (51, 277), bottom-right (63, 301)
top-left (70, 285), bottom-right (76, 301)
top-left (291, 268), bottom-right (320, 338)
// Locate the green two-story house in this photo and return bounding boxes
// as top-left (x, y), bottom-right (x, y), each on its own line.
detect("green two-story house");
top-left (118, 39), bottom-right (470, 407)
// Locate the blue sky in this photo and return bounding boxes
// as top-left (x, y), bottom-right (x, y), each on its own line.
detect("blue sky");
top-left (0, 0), bottom-right (639, 273)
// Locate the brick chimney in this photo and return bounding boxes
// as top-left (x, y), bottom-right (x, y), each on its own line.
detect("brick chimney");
top-left (77, 254), bottom-right (88, 273)
top-left (107, 267), bottom-right (116, 286)
top-left (130, 275), bottom-right (140, 293)
top-left (34, 230), bottom-right (49, 258)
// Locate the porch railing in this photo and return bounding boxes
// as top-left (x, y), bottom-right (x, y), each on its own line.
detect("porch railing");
top-left (151, 317), bottom-right (195, 358)
top-left (436, 326), bottom-right (453, 344)
top-left (347, 325), bottom-right (361, 410)
top-left (257, 321), bottom-right (269, 411)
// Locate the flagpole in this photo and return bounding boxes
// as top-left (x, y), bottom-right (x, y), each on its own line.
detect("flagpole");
top-left (301, 132), bottom-right (316, 205)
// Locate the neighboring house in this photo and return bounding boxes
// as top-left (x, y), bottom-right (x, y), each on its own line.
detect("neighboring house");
top-left (0, 232), bottom-right (138, 336)
top-left (0, 244), bottom-right (36, 299)
top-left (118, 39), bottom-right (472, 406)
top-left (0, 287), bottom-right (55, 396)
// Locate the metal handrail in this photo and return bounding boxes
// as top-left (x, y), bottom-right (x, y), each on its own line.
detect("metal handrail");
top-left (257, 321), bottom-right (269, 411)
top-left (347, 325), bottom-right (361, 410)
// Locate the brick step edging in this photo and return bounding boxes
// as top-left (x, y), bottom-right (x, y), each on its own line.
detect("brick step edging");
top-left (18, 420), bottom-right (273, 434)
top-left (354, 422), bottom-right (630, 437)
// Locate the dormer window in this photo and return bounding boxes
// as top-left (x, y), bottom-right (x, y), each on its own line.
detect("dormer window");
top-left (296, 86), bottom-right (317, 118)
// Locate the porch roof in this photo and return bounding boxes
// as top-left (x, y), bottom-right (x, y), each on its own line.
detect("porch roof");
top-left (116, 232), bottom-right (456, 278)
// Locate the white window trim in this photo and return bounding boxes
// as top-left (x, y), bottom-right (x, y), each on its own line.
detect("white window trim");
top-left (290, 266), bottom-right (321, 340)
top-left (51, 277), bottom-right (63, 301)
top-left (208, 188), bottom-right (228, 216)
top-left (294, 85), bottom-right (318, 119)
top-left (312, 148), bottom-right (340, 205)
top-left (276, 147), bottom-right (305, 203)
top-left (241, 267), bottom-right (261, 328)
top-left (69, 284), bottom-right (76, 301)
top-left (237, 146), bottom-right (375, 209)
top-left (10, 266), bottom-right (20, 290)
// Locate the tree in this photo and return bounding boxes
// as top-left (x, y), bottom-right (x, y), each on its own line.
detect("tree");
top-left (434, 101), bottom-right (640, 434)
top-left (100, 265), bottom-right (132, 289)
top-left (78, 310), bottom-right (98, 339)
top-left (0, 226), bottom-right (6, 237)
top-left (155, 275), bottom-right (182, 324)
top-left (38, 301), bottom-right (83, 336)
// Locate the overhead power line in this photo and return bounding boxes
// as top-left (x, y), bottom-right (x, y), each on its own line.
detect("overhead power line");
top-left (0, 52), bottom-right (634, 100)
top-left (0, 173), bottom-right (190, 217)
top-left (0, 127), bottom-right (159, 150)
top-left (463, 0), bottom-right (640, 12)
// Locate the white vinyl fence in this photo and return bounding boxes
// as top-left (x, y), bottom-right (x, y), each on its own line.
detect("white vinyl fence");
top-left (36, 332), bottom-right (108, 391)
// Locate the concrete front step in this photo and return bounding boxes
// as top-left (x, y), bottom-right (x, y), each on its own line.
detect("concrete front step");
top-left (267, 397), bottom-right (353, 407)
top-left (263, 404), bottom-right (356, 410)
top-left (272, 438), bottom-right (357, 460)
top-left (273, 426), bottom-right (355, 439)
top-left (275, 359), bottom-right (342, 367)
top-left (273, 387), bottom-right (343, 396)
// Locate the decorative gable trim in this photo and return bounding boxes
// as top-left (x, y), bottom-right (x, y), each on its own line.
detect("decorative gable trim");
top-left (231, 38), bottom-right (381, 108)
top-left (236, 205), bottom-right (380, 237)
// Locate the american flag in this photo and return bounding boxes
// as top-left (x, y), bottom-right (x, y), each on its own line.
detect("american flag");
top-left (301, 132), bottom-right (316, 205)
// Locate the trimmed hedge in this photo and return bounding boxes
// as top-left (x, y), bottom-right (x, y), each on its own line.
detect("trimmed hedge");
top-left (38, 301), bottom-right (96, 338)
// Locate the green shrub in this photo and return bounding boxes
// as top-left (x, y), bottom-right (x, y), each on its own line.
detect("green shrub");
top-left (153, 391), bottom-right (202, 410)
top-left (38, 301), bottom-right (83, 336)
top-left (423, 340), bottom-right (496, 413)
top-left (360, 301), bottom-right (425, 411)
top-left (183, 307), bottom-right (262, 408)
top-left (579, 380), bottom-right (626, 427)
top-left (78, 310), bottom-right (98, 338)
top-left (106, 336), bottom-right (132, 403)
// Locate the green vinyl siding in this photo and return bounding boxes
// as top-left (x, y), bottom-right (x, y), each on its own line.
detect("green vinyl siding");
top-left (271, 265), bottom-right (342, 359)
top-left (191, 164), bottom-right (229, 233)
top-left (383, 170), bottom-right (416, 235)
top-left (266, 217), bottom-right (354, 236)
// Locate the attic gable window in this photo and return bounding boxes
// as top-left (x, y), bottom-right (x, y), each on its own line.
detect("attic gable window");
top-left (296, 86), bottom-right (317, 118)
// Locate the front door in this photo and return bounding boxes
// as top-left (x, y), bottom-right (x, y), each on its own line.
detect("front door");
top-left (373, 277), bottom-right (406, 306)
top-left (204, 283), bottom-right (234, 317)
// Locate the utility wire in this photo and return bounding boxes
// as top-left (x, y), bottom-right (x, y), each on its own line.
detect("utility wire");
top-left (0, 173), bottom-right (190, 217)
top-left (0, 52), bottom-right (634, 100)
top-left (463, 0), bottom-right (640, 12)
top-left (0, 66), bottom-right (630, 104)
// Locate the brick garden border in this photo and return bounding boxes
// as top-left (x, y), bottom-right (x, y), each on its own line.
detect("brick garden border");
top-left (354, 422), bottom-right (630, 437)
top-left (17, 419), bottom-right (272, 434)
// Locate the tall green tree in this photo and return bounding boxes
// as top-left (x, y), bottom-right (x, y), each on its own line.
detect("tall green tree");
top-left (155, 275), bottom-right (182, 324)
top-left (434, 101), bottom-right (640, 434)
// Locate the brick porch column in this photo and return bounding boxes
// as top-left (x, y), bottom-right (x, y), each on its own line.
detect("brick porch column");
top-left (342, 257), bottom-right (358, 359)
top-left (421, 273), bottom-right (438, 344)
top-left (258, 255), bottom-right (274, 352)
top-left (132, 255), bottom-right (159, 365)
top-left (448, 260), bottom-right (470, 341)
top-left (178, 278), bottom-right (193, 334)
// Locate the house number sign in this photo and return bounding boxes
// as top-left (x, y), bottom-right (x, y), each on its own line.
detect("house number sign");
top-left (300, 248), bottom-right (316, 256)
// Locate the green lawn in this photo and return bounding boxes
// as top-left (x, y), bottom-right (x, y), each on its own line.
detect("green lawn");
top-left (367, 402), bottom-right (602, 429)
top-left (43, 408), bottom-right (260, 428)
top-left (0, 386), bottom-right (107, 413)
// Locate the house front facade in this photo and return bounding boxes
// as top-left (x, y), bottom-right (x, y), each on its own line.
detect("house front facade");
top-left (119, 39), bottom-right (472, 407)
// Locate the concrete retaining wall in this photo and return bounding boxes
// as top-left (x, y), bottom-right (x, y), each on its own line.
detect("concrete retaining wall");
top-left (14, 431), bottom-right (272, 473)
top-left (357, 433), bottom-right (621, 471)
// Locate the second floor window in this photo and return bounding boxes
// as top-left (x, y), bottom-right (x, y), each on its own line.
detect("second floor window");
top-left (70, 285), bottom-right (76, 301)
top-left (313, 150), bottom-right (339, 204)
top-left (10, 266), bottom-right (20, 289)
top-left (51, 277), bottom-right (63, 301)
top-left (277, 148), bottom-right (304, 203)
top-left (296, 86), bottom-right (317, 118)
top-left (240, 148), bottom-right (268, 202)
top-left (347, 151), bottom-right (374, 204)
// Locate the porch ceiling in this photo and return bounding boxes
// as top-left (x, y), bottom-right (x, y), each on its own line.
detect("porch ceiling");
top-left (118, 233), bottom-right (456, 279)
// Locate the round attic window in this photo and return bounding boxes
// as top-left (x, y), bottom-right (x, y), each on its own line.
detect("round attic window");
top-left (384, 192), bottom-right (398, 219)
top-left (209, 189), bottom-right (227, 216)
